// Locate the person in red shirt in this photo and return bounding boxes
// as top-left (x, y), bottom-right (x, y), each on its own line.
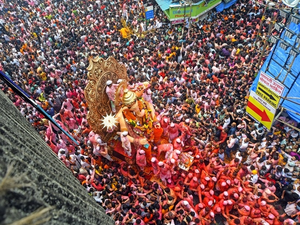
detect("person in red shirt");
top-left (47, 140), bottom-right (58, 154)
top-left (218, 128), bottom-right (228, 145)
top-left (91, 180), bottom-right (104, 191)
top-left (237, 205), bottom-right (251, 216)
top-left (158, 69), bottom-right (166, 78)
top-left (212, 204), bottom-right (222, 217)
top-left (160, 116), bottom-right (170, 137)
top-left (76, 114), bottom-right (83, 125)
top-left (201, 189), bottom-right (215, 206)
top-left (75, 173), bottom-right (86, 183)
top-left (212, 74), bottom-right (219, 83)
top-left (227, 215), bottom-right (253, 225)
top-left (237, 166), bottom-right (248, 180)
top-left (250, 203), bottom-right (261, 218)
top-left (136, 150), bottom-right (147, 171)
top-left (195, 202), bottom-right (205, 214)
top-left (186, 177), bottom-right (199, 192)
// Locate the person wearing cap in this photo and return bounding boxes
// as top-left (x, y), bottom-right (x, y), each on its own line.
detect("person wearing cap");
top-left (250, 203), bottom-right (262, 219)
top-left (211, 203), bottom-right (223, 218)
top-left (117, 131), bottom-right (132, 156)
top-left (166, 158), bottom-right (177, 172)
top-left (266, 204), bottom-right (281, 220)
top-left (136, 149), bottom-right (147, 170)
top-left (204, 211), bottom-right (216, 224)
top-left (179, 119), bottom-right (192, 141)
top-left (216, 179), bottom-right (229, 192)
top-left (232, 192), bottom-right (240, 201)
top-left (265, 213), bottom-right (276, 225)
top-left (195, 202), bottom-right (205, 214)
top-left (168, 148), bottom-right (181, 164)
top-left (158, 161), bottom-right (171, 185)
top-left (237, 205), bottom-right (251, 216)
top-left (218, 190), bottom-right (230, 200)
top-left (184, 172), bottom-right (193, 185)
top-left (182, 188), bottom-right (195, 208)
top-left (258, 199), bottom-right (271, 215)
top-left (186, 176), bottom-right (199, 192)
top-left (193, 169), bottom-right (201, 180)
top-left (105, 80), bottom-right (118, 113)
top-left (153, 122), bottom-right (163, 145)
top-left (151, 157), bottom-right (160, 176)
top-left (246, 169), bottom-right (259, 184)
top-left (197, 181), bottom-right (206, 195)
top-left (201, 189), bottom-right (216, 208)
top-left (213, 198), bottom-right (228, 219)
top-left (200, 171), bottom-right (211, 187)
top-left (223, 199), bottom-right (235, 219)
top-left (160, 116), bottom-right (170, 137)
top-left (175, 200), bottom-right (193, 213)
top-left (174, 149), bottom-right (182, 157)
top-left (172, 137), bottom-right (184, 151)
top-left (204, 173), bottom-right (217, 190)
top-left (168, 122), bottom-right (181, 141)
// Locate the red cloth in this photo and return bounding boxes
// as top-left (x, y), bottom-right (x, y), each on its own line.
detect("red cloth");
top-left (219, 131), bottom-right (228, 144)
top-left (265, 173), bottom-right (276, 184)
top-left (91, 182), bottom-right (104, 191)
top-left (153, 127), bottom-right (163, 143)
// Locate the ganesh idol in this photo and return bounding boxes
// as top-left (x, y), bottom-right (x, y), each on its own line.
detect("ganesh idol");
top-left (84, 57), bottom-right (158, 165)
top-left (114, 86), bottom-right (158, 163)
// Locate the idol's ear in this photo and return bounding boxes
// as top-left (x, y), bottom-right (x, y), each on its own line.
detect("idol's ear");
top-left (115, 80), bottom-right (128, 108)
top-left (85, 56), bottom-right (128, 142)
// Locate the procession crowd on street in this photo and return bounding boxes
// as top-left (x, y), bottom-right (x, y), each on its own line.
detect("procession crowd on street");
top-left (1, 0), bottom-right (300, 223)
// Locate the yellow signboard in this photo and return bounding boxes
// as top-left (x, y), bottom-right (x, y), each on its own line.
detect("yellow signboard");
top-left (256, 82), bottom-right (280, 108)
top-left (256, 72), bottom-right (284, 109)
top-left (246, 91), bottom-right (276, 130)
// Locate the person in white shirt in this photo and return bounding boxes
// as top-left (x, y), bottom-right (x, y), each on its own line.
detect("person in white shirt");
top-left (239, 138), bottom-right (249, 153)
top-left (225, 134), bottom-right (238, 159)
top-left (58, 148), bottom-right (67, 159)
top-left (93, 191), bottom-right (103, 203)
top-left (222, 114), bottom-right (231, 129)
top-left (247, 169), bottom-right (259, 184)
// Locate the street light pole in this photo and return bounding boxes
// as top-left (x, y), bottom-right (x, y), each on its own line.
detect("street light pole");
top-left (187, 0), bottom-right (192, 38)
top-left (182, 1), bottom-right (187, 36)
top-left (257, 10), bottom-right (277, 67)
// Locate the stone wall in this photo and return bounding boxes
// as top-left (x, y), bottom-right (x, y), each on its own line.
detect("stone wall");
top-left (0, 90), bottom-right (114, 225)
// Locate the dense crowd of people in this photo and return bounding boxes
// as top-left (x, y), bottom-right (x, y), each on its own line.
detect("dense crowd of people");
top-left (1, 0), bottom-right (300, 224)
